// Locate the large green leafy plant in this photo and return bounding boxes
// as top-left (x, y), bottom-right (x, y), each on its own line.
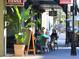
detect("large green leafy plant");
top-left (14, 5), bottom-right (37, 30)
top-left (5, 5), bottom-right (37, 44)
top-left (14, 5), bottom-right (37, 44)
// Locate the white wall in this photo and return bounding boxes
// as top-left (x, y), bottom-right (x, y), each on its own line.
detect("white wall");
top-left (42, 12), bottom-right (49, 30)
top-left (77, 0), bottom-right (79, 8)
top-left (42, 11), bottom-right (53, 35)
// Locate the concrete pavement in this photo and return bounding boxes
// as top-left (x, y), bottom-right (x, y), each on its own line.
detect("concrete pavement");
top-left (3, 49), bottom-right (79, 59)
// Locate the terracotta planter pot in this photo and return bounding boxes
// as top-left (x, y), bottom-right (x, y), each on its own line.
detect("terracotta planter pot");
top-left (14, 44), bottom-right (25, 56)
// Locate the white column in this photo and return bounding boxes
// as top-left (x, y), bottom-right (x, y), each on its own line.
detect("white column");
top-left (42, 11), bottom-right (50, 30)
top-left (4, 21), bottom-right (7, 55)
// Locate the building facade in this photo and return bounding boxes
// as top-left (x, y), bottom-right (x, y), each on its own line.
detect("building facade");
top-left (0, 0), bottom-right (5, 56)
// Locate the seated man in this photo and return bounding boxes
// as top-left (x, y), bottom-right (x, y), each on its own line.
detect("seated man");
top-left (35, 33), bottom-right (49, 53)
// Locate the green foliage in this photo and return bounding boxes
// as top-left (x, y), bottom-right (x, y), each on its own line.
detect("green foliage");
top-left (13, 5), bottom-right (37, 29)
top-left (21, 5), bottom-right (31, 21)
top-left (35, 18), bottom-right (41, 30)
top-left (5, 5), bottom-right (37, 44)
top-left (14, 6), bottom-right (21, 20)
top-left (13, 5), bottom-right (37, 44)
top-left (15, 32), bottom-right (27, 44)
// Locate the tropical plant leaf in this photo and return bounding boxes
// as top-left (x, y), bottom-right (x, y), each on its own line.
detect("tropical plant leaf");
top-left (21, 5), bottom-right (32, 21)
top-left (26, 22), bottom-right (35, 28)
top-left (14, 6), bottom-right (21, 20)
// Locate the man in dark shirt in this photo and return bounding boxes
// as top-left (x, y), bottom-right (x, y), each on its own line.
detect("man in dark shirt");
top-left (50, 29), bottom-right (58, 50)
top-left (51, 29), bottom-right (58, 42)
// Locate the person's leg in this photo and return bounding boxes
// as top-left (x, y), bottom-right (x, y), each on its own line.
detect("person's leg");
top-left (43, 38), bottom-right (50, 52)
top-left (35, 40), bottom-right (41, 50)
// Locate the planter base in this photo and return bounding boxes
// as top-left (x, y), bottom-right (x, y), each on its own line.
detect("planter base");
top-left (14, 44), bottom-right (25, 56)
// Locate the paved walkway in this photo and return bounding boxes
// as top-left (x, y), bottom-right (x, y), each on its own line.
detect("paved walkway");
top-left (3, 49), bottom-right (79, 59)
top-left (4, 32), bottom-right (78, 59)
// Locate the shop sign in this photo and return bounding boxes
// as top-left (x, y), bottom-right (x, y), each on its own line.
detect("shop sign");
top-left (60, 0), bottom-right (72, 4)
top-left (6, 0), bottom-right (24, 6)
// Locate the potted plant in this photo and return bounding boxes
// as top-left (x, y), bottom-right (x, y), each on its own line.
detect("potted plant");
top-left (14, 31), bottom-right (26, 56)
top-left (13, 5), bottom-right (37, 56)
top-left (5, 4), bottom-right (37, 56)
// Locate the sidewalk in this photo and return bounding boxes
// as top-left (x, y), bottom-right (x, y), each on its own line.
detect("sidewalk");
top-left (4, 49), bottom-right (79, 59)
